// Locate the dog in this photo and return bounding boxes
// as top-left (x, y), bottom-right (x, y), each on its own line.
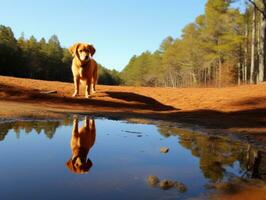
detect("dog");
top-left (66, 116), bottom-right (96, 174)
top-left (69, 43), bottom-right (98, 98)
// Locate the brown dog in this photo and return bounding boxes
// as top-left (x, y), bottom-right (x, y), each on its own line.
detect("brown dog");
top-left (69, 43), bottom-right (98, 98)
top-left (66, 116), bottom-right (96, 174)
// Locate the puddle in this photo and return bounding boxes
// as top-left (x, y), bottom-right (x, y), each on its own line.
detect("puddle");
top-left (0, 116), bottom-right (265, 200)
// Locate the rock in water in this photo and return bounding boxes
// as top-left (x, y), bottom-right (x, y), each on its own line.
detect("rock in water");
top-left (160, 147), bottom-right (169, 153)
top-left (159, 180), bottom-right (175, 190)
top-left (174, 182), bottom-right (187, 192)
top-left (147, 175), bottom-right (160, 187)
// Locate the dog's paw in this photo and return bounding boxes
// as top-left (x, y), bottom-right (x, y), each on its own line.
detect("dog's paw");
top-left (72, 93), bottom-right (79, 97)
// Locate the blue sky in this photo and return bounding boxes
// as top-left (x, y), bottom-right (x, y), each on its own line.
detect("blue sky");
top-left (0, 0), bottom-right (207, 71)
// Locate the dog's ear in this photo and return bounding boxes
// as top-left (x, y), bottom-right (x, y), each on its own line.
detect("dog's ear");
top-left (65, 159), bottom-right (76, 173)
top-left (87, 44), bottom-right (96, 57)
top-left (84, 158), bottom-right (93, 171)
top-left (69, 43), bottom-right (80, 57)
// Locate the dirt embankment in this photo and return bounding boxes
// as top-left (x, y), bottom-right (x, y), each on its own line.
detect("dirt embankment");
top-left (0, 75), bottom-right (265, 143)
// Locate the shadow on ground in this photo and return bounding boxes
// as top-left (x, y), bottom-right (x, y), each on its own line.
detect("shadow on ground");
top-left (0, 83), bottom-right (176, 111)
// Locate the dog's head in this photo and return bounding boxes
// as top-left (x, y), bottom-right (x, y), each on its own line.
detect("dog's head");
top-left (69, 43), bottom-right (96, 62)
top-left (66, 156), bottom-right (93, 174)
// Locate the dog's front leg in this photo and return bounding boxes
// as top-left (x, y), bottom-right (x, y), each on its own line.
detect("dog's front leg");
top-left (72, 77), bottom-right (80, 97)
top-left (91, 83), bottom-right (96, 94)
top-left (84, 116), bottom-right (91, 130)
top-left (84, 117), bottom-right (94, 129)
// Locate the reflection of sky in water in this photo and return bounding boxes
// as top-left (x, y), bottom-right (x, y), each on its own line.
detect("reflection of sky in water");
top-left (0, 117), bottom-right (264, 200)
top-left (224, 161), bottom-right (243, 178)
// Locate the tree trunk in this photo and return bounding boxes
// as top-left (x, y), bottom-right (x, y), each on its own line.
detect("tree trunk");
top-left (250, 8), bottom-right (257, 84)
top-left (218, 57), bottom-right (222, 87)
top-left (259, 5), bottom-right (266, 82)
top-left (169, 71), bottom-right (175, 88)
top-left (203, 68), bottom-right (206, 86)
top-left (256, 13), bottom-right (261, 84)
top-left (250, 0), bottom-right (266, 82)
top-left (238, 63), bottom-right (241, 85)
top-left (244, 22), bottom-right (248, 83)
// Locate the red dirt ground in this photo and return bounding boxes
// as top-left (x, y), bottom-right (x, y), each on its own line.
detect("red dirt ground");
top-left (0, 75), bottom-right (265, 143)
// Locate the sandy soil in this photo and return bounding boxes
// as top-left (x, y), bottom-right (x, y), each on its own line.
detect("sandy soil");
top-left (0, 75), bottom-right (265, 144)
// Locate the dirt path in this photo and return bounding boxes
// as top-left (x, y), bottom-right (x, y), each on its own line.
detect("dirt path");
top-left (0, 75), bottom-right (265, 143)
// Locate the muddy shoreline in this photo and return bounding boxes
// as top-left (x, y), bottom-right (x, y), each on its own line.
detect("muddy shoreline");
top-left (0, 100), bottom-right (265, 153)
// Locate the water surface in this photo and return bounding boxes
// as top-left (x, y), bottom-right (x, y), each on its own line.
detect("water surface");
top-left (0, 116), bottom-right (265, 200)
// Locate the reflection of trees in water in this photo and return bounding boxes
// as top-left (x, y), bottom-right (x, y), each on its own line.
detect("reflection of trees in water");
top-left (0, 119), bottom-right (71, 141)
top-left (242, 145), bottom-right (266, 180)
top-left (0, 123), bottom-right (11, 141)
top-left (180, 134), bottom-right (245, 182)
top-left (158, 125), bottom-right (266, 182)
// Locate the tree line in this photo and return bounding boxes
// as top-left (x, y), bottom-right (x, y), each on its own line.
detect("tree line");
top-left (121, 0), bottom-right (266, 87)
top-left (0, 25), bottom-right (121, 85)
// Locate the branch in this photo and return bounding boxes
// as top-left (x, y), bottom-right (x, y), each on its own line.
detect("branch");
top-left (248, 0), bottom-right (266, 18)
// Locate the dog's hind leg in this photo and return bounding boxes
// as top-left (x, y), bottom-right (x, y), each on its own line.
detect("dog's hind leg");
top-left (92, 67), bottom-right (98, 94)
top-left (91, 79), bottom-right (96, 95)
top-left (85, 80), bottom-right (92, 98)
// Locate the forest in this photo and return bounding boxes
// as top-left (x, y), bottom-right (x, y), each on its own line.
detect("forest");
top-left (121, 0), bottom-right (266, 87)
top-left (0, 25), bottom-right (121, 85)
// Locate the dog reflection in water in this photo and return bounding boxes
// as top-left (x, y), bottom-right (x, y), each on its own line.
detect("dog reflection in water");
top-left (66, 116), bottom-right (96, 174)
